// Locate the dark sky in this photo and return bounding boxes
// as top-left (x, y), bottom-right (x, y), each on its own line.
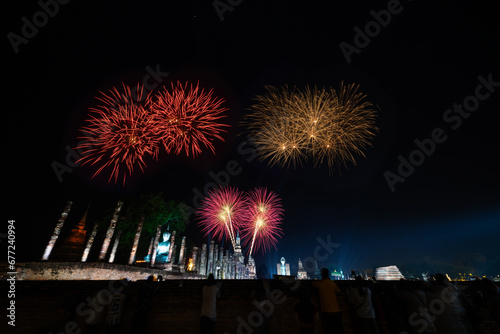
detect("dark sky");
top-left (5, 0), bottom-right (500, 276)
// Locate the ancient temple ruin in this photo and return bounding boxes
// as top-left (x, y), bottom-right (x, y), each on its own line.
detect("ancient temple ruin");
top-left (38, 200), bottom-right (259, 280)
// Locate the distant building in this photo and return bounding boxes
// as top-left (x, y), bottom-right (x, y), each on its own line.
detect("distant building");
top-left (313, 260), bottom-right (321, 279)
top-left (331, 269), bottom-right (343, 280)
top-left (297, 258), bottom-right (308, 279)
top-left (52, 208), bottom-right (88, 261)
top-left (247, 256), bottom-right (256, 279)
top-left (376, 265), bottom-right (404, 280)
top-left (277, 257), bottom-right (290, 276)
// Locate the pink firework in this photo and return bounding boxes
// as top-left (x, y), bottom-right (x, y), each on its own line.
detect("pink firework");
top-left (196, 186), bottom-right (247, 248)
top-left (242, 187), bottom-right (284, 255)
top-left (76, 83), bottom-right (157, 184)
top-left (150, 81), bottom-right (229, 157)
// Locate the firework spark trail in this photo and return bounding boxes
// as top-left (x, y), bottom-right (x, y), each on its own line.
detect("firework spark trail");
top-left (197, 186), bottom-right (247, 250)
top-left (76, 83), bottom-right (157, 184)
top-left (244, 86), bottom-right (308, 168)
top-left (318, 82), bottom-right (378, 169)
top-left (242, 187), bottom-right (284, 256)
top-left (295, 86), bottom-right (338, 160)
top-left (225, 208), bottom-right (237, 249)
top-left (151, 81), bottom-right (229, 157)
top-left (243, 82), bottom-right (378, 171)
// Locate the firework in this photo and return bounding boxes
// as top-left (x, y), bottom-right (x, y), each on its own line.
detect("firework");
top-left (241, 187), bottom-right (284, 255)
top-left (312, 83), bottom-right (378, 169)
top-left (151, 81), bottom-right (229, 157)
top-left (244, 82), bottom-right (378, 170)
top-left (243, 86), bottom-right (308, 168)
top-left (196, 186), bottom-right (247, 249)
top-left (76, 83), bottom-right (157, 184)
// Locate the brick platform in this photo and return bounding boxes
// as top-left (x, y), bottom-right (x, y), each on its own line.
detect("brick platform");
top-left (3, 262), bottom-right (203, 281)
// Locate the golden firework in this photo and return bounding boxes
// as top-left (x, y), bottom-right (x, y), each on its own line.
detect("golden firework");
top-left (243, 82), bottom-right (378, 170)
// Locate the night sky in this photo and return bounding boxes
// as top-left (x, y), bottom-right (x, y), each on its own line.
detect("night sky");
top-left (5, 0), bottom-right (500, 277)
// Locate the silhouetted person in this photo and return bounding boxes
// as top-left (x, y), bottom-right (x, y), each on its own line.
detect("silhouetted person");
top-left (346, 276), bottom-right (379, 334)
top-left (480, 278), bottom-right (500, 327)
top-left (312, 268), bottom-right (344, 333)
top-left (427, 273), bottom-right (470, 334)
top-left (200, 274), bottom-right (222, 334)
top-left (393, 280), bottom-right (437, 334)
top-left (294, 285), bottom-right (319, 334)
top-left (130, 275), bottom-right (162, 333)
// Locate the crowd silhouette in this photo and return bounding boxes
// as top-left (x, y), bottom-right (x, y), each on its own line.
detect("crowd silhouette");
top-left (36, 270), bottom-right (499, 334)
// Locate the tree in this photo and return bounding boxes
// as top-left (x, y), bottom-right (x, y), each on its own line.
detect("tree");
top-left (95, 192), bottom-right (191, 263)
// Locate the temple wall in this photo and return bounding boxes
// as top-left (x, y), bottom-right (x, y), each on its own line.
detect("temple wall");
top-left (7, 262), bottom-right (203, 281)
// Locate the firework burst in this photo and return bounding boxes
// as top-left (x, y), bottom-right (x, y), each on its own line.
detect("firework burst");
top-left (244, 86), bottom-right (308, 168)
top-left (151, 81), bottom-right (229, 157)
top-left (76, 83), bottom-right (157, 184)
top-left (314, 83), bottom-right (378, 169)
top-left (244, 82), bottom-right (378, 171)
top-left (196, 186), bottom-right (247, 249)
top-left (241, 187), bottom-right (284, 255)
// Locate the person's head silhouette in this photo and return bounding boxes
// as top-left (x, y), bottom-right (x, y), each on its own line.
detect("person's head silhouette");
top-left (321, 267), bottom-right (330, 279)
top-left (206, 273), bottom-right (215, 286)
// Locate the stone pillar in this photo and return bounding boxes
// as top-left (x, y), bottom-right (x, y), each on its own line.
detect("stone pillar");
top-left (150, 225), bottom-right (162, 267)
top-left (146, 237), bottom-right (154, 261)
top-left (178, 236), bottom-right (187, 265)
top-left (191, 246), bottom-right (198, 272)
top-left (81, 222), bottom-right (99, 262)
top-left (168, 231), bottom-right (176, 263)
top-left (171, 244), bottom-right (177, 264)
top-left (229, 253), bottom-right (234, 279)
top-left (108, 230), bottom-right (122, 263)
top-left (215, 259), bottom-right (221, 279)
top-left (194, 247), bottom-right (201, 273)
top-left (222, 252), bottom-right (228, 279)
top-left (208, 240), bottom-right (214, 275)
top-left (98, 201), bottom-right (124, 261)
top-left (42, 201), bottom-right (72, 261)
top-left (200, 244), bottom-right (207, 276)
top-left (128, 215), bottom-right (144, 265)
top-left (219, 244), bottom-right (224, 264)
top-left (214, 244), bottom-right (219, 270)
top-left (234, 256), bottom-right (239, 279)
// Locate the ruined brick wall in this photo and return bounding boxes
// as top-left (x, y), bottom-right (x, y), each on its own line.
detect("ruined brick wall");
top-left (10, 262), bottom-right (203, 281)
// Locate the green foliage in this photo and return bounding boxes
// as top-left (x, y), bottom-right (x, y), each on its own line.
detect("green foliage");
top-left (96, 192), bottom-right (191, 262)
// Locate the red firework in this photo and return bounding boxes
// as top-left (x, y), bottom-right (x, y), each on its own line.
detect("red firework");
top-left (151, 81), bottom-right (229, 157)
top-left (76, 83), bottom-right (157, 184)
top-left (242, 187), bottom-right (284, 255)
top-left (196, 186), bottom-right (247, 248)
